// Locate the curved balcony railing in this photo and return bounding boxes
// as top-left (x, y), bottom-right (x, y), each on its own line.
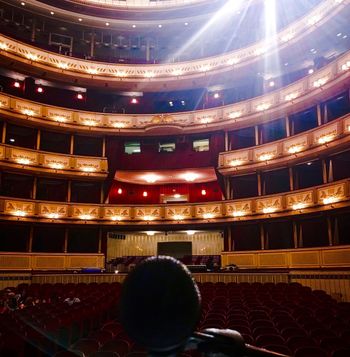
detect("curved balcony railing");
top-left (1, 179), bottom-right (349, 223)
top-left (0, 144), bottom-right (108, 178)
top-left (0, 0), bottom-right (346, 80)
top-left (219, 114), bottom-right (350, 175)
top-left (1, 49), bottom-right (350, 134)
top-left (60, 0), bottom-right (209, 8)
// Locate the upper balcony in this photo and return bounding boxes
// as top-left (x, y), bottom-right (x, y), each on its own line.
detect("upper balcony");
top-left (0, 0), bottom-right (347, 90)
top-left (0, 49), bottom-right (350, 135)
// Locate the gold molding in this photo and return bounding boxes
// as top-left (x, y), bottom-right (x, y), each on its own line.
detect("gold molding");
top-left (0, 179), bottom-right (349, 224)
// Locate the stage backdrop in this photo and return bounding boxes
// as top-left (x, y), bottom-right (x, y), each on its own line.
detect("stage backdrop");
top-left (107, 232), bottom-right (223, 261)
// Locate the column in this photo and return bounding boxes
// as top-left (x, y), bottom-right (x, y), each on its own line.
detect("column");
top-left (90, 31), bottom-right (95, 58)
top-left (64, 228), bottom-right (68, 253)
top-left (32, 177), bottom-right (37, 199)
top-left (227, 226), bottom-right (233, 252)
top-left (70, 134), bottom-right (74, 155)
top-left (260, 224), bottom-right (265, 250)
top-left (254, 126), bottom-right (259, 145)
top-left (102, 136), bottom-right (106, 157)
top-left (333, 217), bottom-right (339, 245)
top-left (324, 103), bottom-right (328, 124)
top-left (67, 180), bottom-right (71, 202)
top-left (224, 131), bottom-right (229, 151)
top-left (31, 18), bottom-right (36, 42)
top-left (322, 159), bottom-right (328, 184)
top-left (28, 226), bottom-right (34, 253)
top-left (1, 121), bottom-right (6, 143)
top-left (328, 159), bottom-right (334, 183)
top-left (292, 221), bottom-right (298, 248)
top-left (100, 183), bottom-right (105, 204)
top-left (327, 217), bottom-right (333, 246)
top-left (316, 103), bottom-right (322, 126)
top-left (224, 177), bottom-right (231, 200)
top-left (298, 224), bottom-right (303, 248)
top-left (36, 129), bottom-right (41, 150)
top-left (146, 38), bottom-right (150, 62)
top-left (98, 227), bottom-right (102, 254)
top-left (289, 167), bottom-right (294, 191)
top-left (285, 116), bottom-right (291, 137)
top-left (257, 173), bottom-right (262, 196)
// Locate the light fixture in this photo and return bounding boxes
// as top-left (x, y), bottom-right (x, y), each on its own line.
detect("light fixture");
top-left (47, 213), bottom-right (59, 219)
top-left (213, 93), bottom-right (220, 99)
top-left (117, 188), bottom-right (122, 194)
top-left (14, 81), bottom-right (21, 88)
top-left (16, 158), bottom-right (31, 165)
top-left (22, 109), bottom-right (34, 116)
top-left (143, 174), bottom-right (159, 183)
top-left (158, 24), bottom-right (162, 28)
top-left (233, 211), bottom-right (245, 217)
top-left (173, 215), bottom-right (184, 220)
top-left (130, 98), bottom-right (138, 104)
top-left (288, 144), bottom-right (304, 154)
top-left (81, 166), bottom-right (96, 172)
top-left (258, 153), bottom-right (274, 161)
top-left (111, 215), bottom-right (122, 221)
top-left (182, 173), bottom-right (198, 182)
top-left (76, 93), bottom-right (84, 100)
top-left (174, 194), bottom-right (180, 199)
top-left (228, 111), bottom-right (242, 119)
top-left (292, 203), bottom-right (306, 210)
top-left (50, 11), bottom-right (55, 15)
top-left (256, 103), bottom-right (271, 111)
top-left (143, 215), bottom-right (153, 221)
top-left (14, 210), bottom-right (26, 217)
top-left (169, 101), bottom-right (174, 107)
top-left (143, 191), bottom-right (148, 197)
top-left (78, 18), bottom-right (83, 22)
top-left (105, 22), bottom-right (110, 26)
top-left (80, 214), bottom-right (92, 220)
top-left (285, 93), bottom-right (298, 101)
top-left (53, 115), bottom-right (66, 123)
top-left (132, 24), bottom-right (136, 28)
top-left (203, 213), bottom-right (214, 219)
top-left (146, 231), bottom-right (156, 236)
top-left (184, 22), bottom-right (188, 26)
top-left (186, 230), bottom-right (195, 235)
top-left (27, 53), bottom-right (38, 61)
top-left (0, 42), bottom-right (8, 50)
top-left (318, 134), bottom-right (335, 144)
top-left (83, 120), bottom-right (96, 126)
top-left (230, 159), bottom-right (243, 167)
top-left (323, 196), bottom-right (339, 204)
top-left (181, 100), bottom-right (185, 106)
top-left (308, 69), bottom-right (314, 74)
top-left (20, 2), bottom-right (25, 6)
top-left (268, 81), bottom-right (275, 87)
top-left (36, 86), bottom-right (44, 93)
top-left (201, 189), bottom-right (207, 196)
top-left (9, 138), bottom-right (15, 143)
top-left (263, 207), bottom-right (276, 214)
top-left (57, 62), bottom-right (68, 69)
top-left (49, 163), bottom-right (64, 169)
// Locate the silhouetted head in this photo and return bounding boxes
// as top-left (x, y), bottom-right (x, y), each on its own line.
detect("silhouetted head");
top-left (120, 256), bottom-right (201, 354)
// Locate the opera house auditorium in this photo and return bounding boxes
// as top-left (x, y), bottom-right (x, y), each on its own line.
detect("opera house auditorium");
top-left (0, 0), bottom-right (350, 356)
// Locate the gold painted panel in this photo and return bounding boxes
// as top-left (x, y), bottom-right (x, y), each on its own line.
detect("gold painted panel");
top-left (15, 100), bottom-right (41, 116)
top-left (33, 256), bottom-right (65, 269)
top-left (38, 202), bottom-right (68, 219)
top-left (4, 200), bottom-right (35, 216)
top-left (322, 248), bottom-right (350, 266)
top-left (0, 255), bottom-right (31, 269)
top-left (104, 206), bottom-right (132, 221)
top-left (10, 148), bottom-right (38, 165)
top-left (290, 251), bottom-right (320, 267)
top-left (258, 253), bottom-right (288, 267)
top-left (165, 205), bottom-right (192, 220)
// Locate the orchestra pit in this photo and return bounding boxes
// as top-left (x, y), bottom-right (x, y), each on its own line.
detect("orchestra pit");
top-left (0, 0), bottom-right (350, 356)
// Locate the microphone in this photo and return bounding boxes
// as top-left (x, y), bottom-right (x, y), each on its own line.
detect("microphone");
top-left (120, 256), bottom-right (289, 357)
top-left (119, 256), bottom-right (201, 354)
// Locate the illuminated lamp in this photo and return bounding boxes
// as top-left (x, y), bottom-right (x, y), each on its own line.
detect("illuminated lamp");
top-left (323, 196), bottom-right (339, 205)
top-left (146, 231), bottom-right (156, 236)
top-left (213, 93), bottom-right (220, 99)
top-left (186, 230), bottom-right (195, 235)
top-left (203, 213), bottom-right (214, 219)
top-left (173, 215), bottom-right (184, 220)
top-left (233, 211), bottom-right (245, 217)
top-left (80, 214), bottom-right (92, 220)
top-left (14, 210), bottom-right (26, 217)
top-left (292, 203), bottom-right (306, 210)
top-left (263, 207), bottom-right (276, 214)
top-left (117, 188), bottom-right (123, 194)
top-left (111, 215), bottom-right (122, 221)
top-left (182, 173), bottom-right (198, 182)
top-left (14, 81), bottom-right (21, 88)
top-left (47, 213), bottom-right (59, 219)
top-left (37, 86), bottom-right (44, 93)
top-left (144, 174), bottom-right (159, 183)
top-left (130, 98), bottom-right (138, 104)
top-left (76, 93), bottom-right (84, 100)
top-left (201, 189), bottom-right (207, 196)
top-left (143, 191), bottom-right (148, 197)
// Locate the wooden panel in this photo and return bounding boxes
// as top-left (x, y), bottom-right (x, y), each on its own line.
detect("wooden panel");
top-left (67, 255), bottom-right (104, 269)
top-left (225, 253), bottom-right (256, 267)
top-left (0, 255), bottom-right (31, 270)
top-left (322, 247), bottom-right (350, 267)
top-left (289, 251), bottom-right (320, 267)
top-left (258, 253), bottom-right (288, 268)
top-left (33, 256), bottom-right (65, 269)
